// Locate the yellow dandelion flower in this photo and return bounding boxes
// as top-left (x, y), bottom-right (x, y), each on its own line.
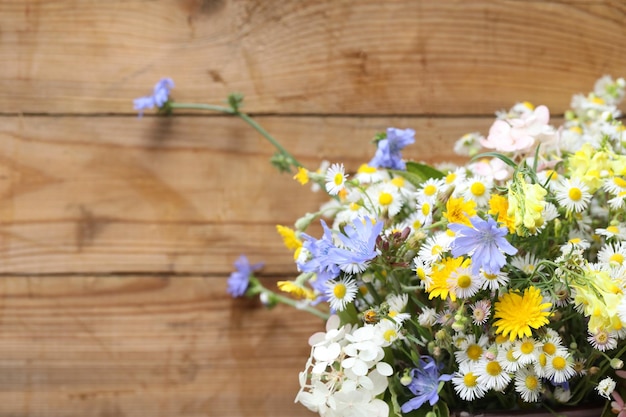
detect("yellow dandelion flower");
top-left (443, 197), bottom-right (476, 226)
top-left (494, 286), bottom-right (552, 341)
top-left (276, 225), bottom-right (302, 251)
top-left (293, 167), bottom-right (309, 185)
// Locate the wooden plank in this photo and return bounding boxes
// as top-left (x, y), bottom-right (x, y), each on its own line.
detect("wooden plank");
top-left (0, 275), bottom-right (322, 416)
top-left (1, 0), bottom-right (624, 115)
top-left (0, 114), bottom-right (486, 275)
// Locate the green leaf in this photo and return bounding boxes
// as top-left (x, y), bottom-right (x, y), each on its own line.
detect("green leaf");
top-left (391, 162), bottom-right (445, 188)
top-left (470, 151), bottom-right (517, 169)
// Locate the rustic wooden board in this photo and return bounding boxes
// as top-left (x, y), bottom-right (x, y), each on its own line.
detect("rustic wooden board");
top-left (0, 276), bottom-right (322, 417)
top-left (1, 0), bottom-right (624, 115)
top-left (0, 114), bottom-right (488, 275)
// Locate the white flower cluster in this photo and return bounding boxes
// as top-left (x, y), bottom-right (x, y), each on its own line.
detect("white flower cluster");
top-left (295, 315), bottom-right (398, 417)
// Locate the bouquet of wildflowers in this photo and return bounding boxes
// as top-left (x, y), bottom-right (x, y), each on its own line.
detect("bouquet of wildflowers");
top-left (136, 76), bottom-right (626, 417)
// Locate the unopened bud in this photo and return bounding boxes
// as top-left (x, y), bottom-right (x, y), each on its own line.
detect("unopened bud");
top-left (588, 366), bottom-right (601, 375)
top-left (295, 213), bottom-right (317, 231)
top-left (400, 370), bottom-right (413, 386)
top-left (610, 358), bottom-right (624, 370)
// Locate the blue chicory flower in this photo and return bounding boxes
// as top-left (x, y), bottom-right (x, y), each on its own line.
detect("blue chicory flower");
top-left (327, 217), bottom-right (383, 274)
top-left (369, 127), bottom-right (415, 170)
top-left (297, 220), bottom-right (341, 293)
top-left (133, 78), bottom-right (175, 115)
top-left (227, 255), bottom-right (264, 297)
top-left (401, 356), bottom-right (452, 413)
top-left (448, 215), bottom-right (518, 275)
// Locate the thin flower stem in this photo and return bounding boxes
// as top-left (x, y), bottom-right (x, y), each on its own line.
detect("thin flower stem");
top-left (170, 102), bottom-right (303, 169)
top-left (261, 288), bottom-right (330, 320)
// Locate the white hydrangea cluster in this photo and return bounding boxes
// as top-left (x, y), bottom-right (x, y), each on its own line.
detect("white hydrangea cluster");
top-left (295, 315), bottom-right (395, 417)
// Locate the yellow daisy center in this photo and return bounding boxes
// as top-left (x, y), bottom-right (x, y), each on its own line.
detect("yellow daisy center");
top-left (610, 253), bottom-right (624, 264)
top-left (391, 177), bottom-right (404, 188)
top-left (613, 177), bottom-right (626, 188)
top-left (424, 184), bottom-right (437, 196)
top-left (607, 225), bottom-right (620, 234)
top-left (525, 375), bottom-right (539, 390)
top-left (416, 267), bottom-right (427, 281)
top-left (333, 283), bottom-right (347, 299)
top-left (431, 245), bottom-right (443, 256)
top-left (552, 356), bottom-right (567, 370)
top-left (506, 349), bottom-right (517, 362)
top-left (543, 342), bottom-right (557, 355)
top-left (471, 182), bottom-right (486, 197)
top-left (422, 202), bottom-right (431, 215)
top-left (457, 274), bottom-right (472, 289)
top-left (379, 192), bottom-right (393, 206)
top-left (569, 187), bottom-right (582, 201)
top-left (467, 344), bottom-right (483, 361)
top-left (464, 372), bottom-right (478, 387)
top-left (333, 172), bottom-right (344, 186)
top-left (446, 172), bottom-right (456, 184)
top-left (486, 361), bottom-right (502, 376)
top-left (520, 341), bottom-right (535, 355)
top-left (383, 329), bottom-right (397, 342)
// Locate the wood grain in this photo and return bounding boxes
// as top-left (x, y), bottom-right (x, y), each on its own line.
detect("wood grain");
top-left (0, 114), bottom-right (488, 275)
top-left (1, 0), bottom-right (624, 115)
top-left (0, 275), bottom-right (322, 416)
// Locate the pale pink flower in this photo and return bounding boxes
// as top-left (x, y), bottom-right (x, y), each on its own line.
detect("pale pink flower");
top-left (611, 390), bottom-right (626, 417)
top-left (468, 157), bottom-right (511, 181)
top-left (481, 105), bottom-right (553, 153)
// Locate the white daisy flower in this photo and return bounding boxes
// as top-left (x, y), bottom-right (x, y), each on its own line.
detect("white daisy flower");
top-left (596, 222), bottom-right (626, 240)
top-left (415, 198), bottom-right (435, 226)
top-left (417, 307), bottom-right (438, 327)
top-left (512, 337), bottom-right (543, 366)
top-left (480, 269), bottom-right (510, 291)
top-left (443, 167), bottom-right (467, 194)
top-left (417, 178), bottom-right (446, 203)
top-left (447, 264), bottom-right (483, 299)
top-left (587, 327), bottom-right (618, 351)
top-left (417, 232), bottom-right (452, 264)
top-left (325, 278), bottom-right (359, 311)
top-left (460, 175), bottom-right (493, 207)
top-left (354, 163), bottom-right (388, 184)
top-left (602, 175), bottom-right (626, 195)
top-left (476, 356), bottom-right (511, 391)
top-left (325, 163), bottom-right (348, 195)
top-left (554, 177), bottom-right (592, 213)
top-left (510, 253), bottom-right (542, 276)
top-left (541, 331), bottom-right (566, 358)
top-left (469, 299), bottom-right (492, 325)
top-left (497, 343), bottom-right (522, 373)
top-left (452, 361), bottom-right (487, 401)
top-left (454, 334), bottom-right (490, 364)
top-left (365, 182), bottom-right (404, 218)
top-left (543, 351), bottom-right (576, 383)
top-left (553, 386), bottom-right (572, 403)
top-left (514, 366), bottom-right (542, 402)
top-left (597, 241), bottom-right (626, 267)
top-left (413, 256), bottom-right (433, 287)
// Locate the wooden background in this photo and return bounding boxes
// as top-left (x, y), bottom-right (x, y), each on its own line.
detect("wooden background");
top-left (1, 1), bottom-right (625, 416)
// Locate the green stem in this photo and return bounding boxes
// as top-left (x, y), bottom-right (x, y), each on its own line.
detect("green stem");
top-left (170, 102), bottom-right (303, 169)
top-left (261, 288), bottom-right (330, 320)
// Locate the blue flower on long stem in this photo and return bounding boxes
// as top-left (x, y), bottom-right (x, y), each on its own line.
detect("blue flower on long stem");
top-left (401, 356), bottom-right (452, 413)
top-left (369, 127), bottom-right (415, 170)
top-left (133, 78), bottom-right (174, 115)
top-left (227, 255), bottom-right (264, 297)
top-left (328, 217), bottom-right (383, 274)
top-left (448, 215), bottom-right (518, 275)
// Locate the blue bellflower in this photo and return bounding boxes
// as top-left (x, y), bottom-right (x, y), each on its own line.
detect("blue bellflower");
top-left (448, 215), bottom-right (518, 275)
top-left (369, 127), bottom-right (415, 170)
top-left (133, 78), bottom-right (174, 116)
top-left (327, 217), bottom-right (383, 274)
top-left (227, 255), bottom-right (264, 297)
top-left (401, 356), bottom-right (452, 413)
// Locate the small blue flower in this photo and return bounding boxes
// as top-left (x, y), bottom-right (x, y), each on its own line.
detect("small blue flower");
top-left (401, 356), bottom-right (452, 413)
top-left (327, 217), bottom-right (383, 274)
top-left (448, 215), bottom-right (518, 275)
top-left (369, 127), bottom-right (415, 170)
top-left (227, 255), bottom-right (264, 297)
top-left (133, 78), bottom-right (174, 115)
top-left (297, 220), bottom-right (341, 292)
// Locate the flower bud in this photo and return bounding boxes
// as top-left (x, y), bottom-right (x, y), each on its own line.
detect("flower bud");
top-left (400, 370), bottom-right (413, 386)
top-left (295, 212), bottom-right (317, 231)
top-left (588, 366), bottom-right (600, 375)
top-left (610, 358), bottom-right (624, 370)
